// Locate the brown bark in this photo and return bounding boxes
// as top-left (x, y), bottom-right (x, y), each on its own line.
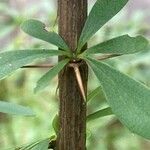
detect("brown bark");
top-left (57, 0), bottom-right (88, 150)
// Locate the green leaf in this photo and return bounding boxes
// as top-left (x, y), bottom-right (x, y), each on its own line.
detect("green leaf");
top-left (78, 0), bottom-right (129, 51)
top-left (0, 49), bottom-right (65, 80)
top-left (47, 135), bottom-right (56, 150)
top-left (84, 35), bottom-right (149, 55)
top-left (0, 101), bottom-right (35, 116)
top-left (87, 107), bottom-right (113, 122)
top-left (20, 140), bottom-right (41, 150)
top-left (21, 19), bottom-right (69, 50)
top-left (20, 137), bottom-right (55, 150)
top-left (52, 114), bottom-right (59, 135)
top-left (86, 57), bottom-right (150, 139)
top-left (87, 86), bottom-right (101, 102)
top-left (32, 139), bottom-right (49, 150)
top-left (34, 59), bottom-right (69, 93)
top-left (86, 129), bottom-right (92, 140)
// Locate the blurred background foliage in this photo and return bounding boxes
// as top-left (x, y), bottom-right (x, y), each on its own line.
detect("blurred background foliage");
top-left (0, 0), bottom-right (150, 150)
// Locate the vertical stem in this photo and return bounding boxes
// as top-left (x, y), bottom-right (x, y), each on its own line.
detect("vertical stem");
top-left (57, 0), bottom-right (88, 150)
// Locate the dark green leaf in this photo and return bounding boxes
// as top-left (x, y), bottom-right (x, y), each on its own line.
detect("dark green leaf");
top-left (87, 107), bottom-right (113, 122)
top-left (52, 114), bottom-right (59, 135)
top-left (0, 101), bottom-right (35, 116)
top-left (21, 19), bottom-right (69, 50)
top-left (34, 59), bottom-right (69, 93)
top-left (86, 57), bottom-right (150, 139)
top-left (87, 86), bottom-right (101, 102)
top-left (84, 35), bottom-right (148, 55)
top-left (47, 135), bottom-right (56, 150)
top-left (0, 49), bottom-right (65, 80)
top-left (78, 0), bottom-right (128, 51)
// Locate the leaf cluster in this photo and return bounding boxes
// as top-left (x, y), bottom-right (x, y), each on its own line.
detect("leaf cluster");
top-left (0, 0), bottom-right (150, 149)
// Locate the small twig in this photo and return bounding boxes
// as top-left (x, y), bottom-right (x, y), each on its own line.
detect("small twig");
top-left (97, 53), bottom-right (122, 61)
top-left (21, 64), bottom-right (54, 69)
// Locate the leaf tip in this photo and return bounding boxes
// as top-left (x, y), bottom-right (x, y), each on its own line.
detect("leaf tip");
top-left (20, 19), bottom-right (45, 34)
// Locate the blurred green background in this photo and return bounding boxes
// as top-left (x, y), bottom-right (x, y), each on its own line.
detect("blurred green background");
top-left (0, 0), bottom-right (150, 150)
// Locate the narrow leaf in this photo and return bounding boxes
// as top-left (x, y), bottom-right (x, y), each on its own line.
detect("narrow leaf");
top-left (87, 86), bottom-right (101, 102)
top-left (0, 49), bottom-right (64, 80)
top-left (0, 101), bottom-right (35, 116)
top-left (87, 107), bottom-right (113, 122)
top-left (78, 0), bottom-right (129, 51)
top-left (20, 140), bottom-right (41, 150)
top-left (84, 35), bottom-right (149, 55)
top-left (34, 59), bottom-right (69, 93)
top-left (21, 19), bottom-right (69, 50)
top-left (52, 114), bottom-right (59, 135)
top-left (32, 139), bottom-right (49, 150)
top-left (20, 137), bottom-right (54, 150)
top-left (86, 57), bottom-right (150, 139)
